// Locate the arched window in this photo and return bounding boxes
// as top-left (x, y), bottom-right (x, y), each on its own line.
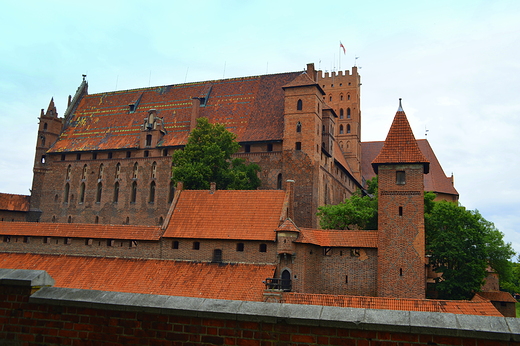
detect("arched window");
top-left (296, 99), bottom-right (303, 111)
top-left (347, 124), bottom-right (351, 134)
top-left (347, 108), bottom-right (351, 118)
top-left (281, 269), bottom-right (291, 291)
top-left (98, 164), bottom-right (104, 180)
top-left (151, 162), bottom-right (157, 179)
top-left (329, 96), bottom-right (332, 102)
top-left (348, 94), bottom-right (351, 100)
top-left (41, 136), bottom-right (46, 146)
top-left (339, 125), bottom-right (344, 134)
top-left (131, 182), bottom-right (137, 203)
top-left (149, 181), bottom-right (156, 203)
top-left (68, 216), bottom-right (72, 223)
top-left (43, 123), bottom-right (48, 130)
top-left (66, 165), bottom-right (72, 180)
top-left (96, 182), bottom-right (102, 203)
top-left (339, 108), bottom-right (344, 119)
top-left (79, 183), bottom-right (85, 203)
top-left (113, 182), bottom-right (119, 203)
top-left (277, 173), bottom-right (283, 190)
top-left (64, 183), bottom-right (70, 203)
top-left (115, 163), bottom-right (121, 179)
top-left (133, 163), bottom-right (138, 179)
top-left (340, 94), bottom-right (344, 101)
top-left (296, 122), bottom-right (302, 133)
top-left (82, 164), bottom-right (87, 180)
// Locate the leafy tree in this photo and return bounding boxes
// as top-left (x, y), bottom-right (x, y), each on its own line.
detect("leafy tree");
top-left (317, 177), bottom-right (515, 299)
top-left (172, 117), bottom-right (261, 190)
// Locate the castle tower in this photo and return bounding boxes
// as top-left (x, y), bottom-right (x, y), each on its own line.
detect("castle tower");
top-left (372, 99), bottom-right (430, 299)
top-left (317, 67), bottom-right (361, 181)
top-left (281, 64), bottom-right (328, 227)
top-left (28, 98), bottom-right (64, 221)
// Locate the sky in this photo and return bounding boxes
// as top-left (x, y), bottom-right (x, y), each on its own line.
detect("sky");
top-left (1, 1), bottom-right (519, 253)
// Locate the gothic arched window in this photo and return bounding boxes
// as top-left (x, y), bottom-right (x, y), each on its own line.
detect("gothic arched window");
top-left (296, 99), bottom-right (303, 111)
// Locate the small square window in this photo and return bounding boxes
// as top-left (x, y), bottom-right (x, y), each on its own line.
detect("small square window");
top-left (295, 142), bottom-right (302, 150)
top-left (172, 240), bottom-right (179, 249)
top-left (193, 241), bottom-right (200, 250)
top-left (236, 243), bottom-right (244, 252)
top-left (259, 243), bottom-right (267, 252)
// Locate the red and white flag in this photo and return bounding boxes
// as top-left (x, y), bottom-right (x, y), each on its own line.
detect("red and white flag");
top-left (340, 41), bottom-right (346, 55)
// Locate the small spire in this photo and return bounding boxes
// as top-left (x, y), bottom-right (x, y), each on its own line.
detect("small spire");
top-left (398, 98), bottom-right (404, 112)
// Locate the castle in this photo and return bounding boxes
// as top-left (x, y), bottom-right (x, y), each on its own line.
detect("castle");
top-left (5, 63), bottom-right (510, 316)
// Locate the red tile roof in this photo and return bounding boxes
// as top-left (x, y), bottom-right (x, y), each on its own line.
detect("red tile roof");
top-left (0, 252), bottom-right (275, 301)
top-left (473, 291), bottom-right (517, 303)
top-left (295, 229), bottom-right (378, 248)
top-left (282, 72), bottom-right (325, 94)
top-left (372, 104), bottom-right (429, 174)
top-left (163, 189), bottom-right (287, 241)
top-left (284, 293), bottom-right (503, 316)
top-left (49, 72), bottom-right (301, 153)
top-left (0, 193), bottom-right (30, 212)
top-left (0, 222), bottom-right (162, 240)
top-left (362, 140), bottom-right (458, 197)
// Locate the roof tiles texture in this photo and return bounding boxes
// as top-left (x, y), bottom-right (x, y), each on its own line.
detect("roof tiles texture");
top-left (0, 193), bottom-right (30, 212)
top-left (284, 293), bottom-right (502, 316)
top-left (295, 229), bottom-right (378, 248)
top-left (163, 190), bottom-right (286, 241)
top-left (0, 222), bottom-right (162, 240)
top-left (49, 72), bottom-right (300, 153)
top-left (362, 140), bottom-right (458, 196)
top-left (474, 291), bottom-right (517, 303)
top-left (372, 109), bottom-right (429, 171)
top-left (0, 252), bottom-right (275, 301)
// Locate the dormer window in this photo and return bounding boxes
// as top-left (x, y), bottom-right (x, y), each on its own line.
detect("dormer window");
top-left (128, 103), bottom-right (136, 113)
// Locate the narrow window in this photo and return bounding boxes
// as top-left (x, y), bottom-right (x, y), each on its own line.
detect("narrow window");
top-left (396, 171), bottom-right (406, 185)
top-left (65, 238), bottom-right (72, 245)
top-left (66, 165), bottom-right (72, 180)
top-left (77, 153), bottom-right (81, 160)
top-left (82, 164), bottom-right (87, 180)
top-left (96, 183), bottom-right (102, 203)
top-left (113, 182), bottom-right (120, 203)
top-left (212, 249), bottom-right (223, 263)
top-left (108, 152), bottom-right (113, 159)
top-left (400, 268), bottom-right (403, 276)
top-left (95, 216), bottom-right (99, 224)
top-left (151, 162), bottom-right (157, 179)
top-left (125, 216), bottom-right (130, 224)
top-left (68, 216), bottom-right (72, 223)
top-left (115, 163), bottom-right (121, 179)
top-left (126, 151), bottom-right (131, 158)
top-left (149, 181), bottom-right (156, 203)
top-left (339, 108), bottom-right (344, 119)
top-left (92, 152), bottom-right (97, 160)
top-left (168, 181), bottom-right (175, 203)
top-left (41, 155), bottom-right (46, 164)
top-left (193, 241), bottom-right (200, 250)
top-left (64, 183), bottom-right (70, 203)
top-left (295, 142), bottom-right (302, 150)
top-left (347, 108), bottom-right (351, 118)
top-left (329, 96), bottom-right (332, 102)
top-left (348, 94), bottom-right (351, 100)
top-left (281, 270), bottom-right (291, 291)
top-left (162, 149), bottom-right (169, 156)
top-left (61, 154), bottom-right (66, 161)
top-left (98, 164), bottom-right (104, 179)
top-left (172, 240), bottom-right (179, 249)
top-left (144, 150), bottom-right (149, 157)
top-left (236, 243), bottom-right (244, 252)
top-left (347, 124), bottom-right (351, 134)
top-left (43, 122), bottom-right (48, 130)
top-left (296, 122), bottom-right (302, 133)
top-left (158, 216), bottom-right (164, 226)
top-left (339, 125), bottom-right (344, 134)
top-left (131, 182), bottom-right (137, 203)
top-left (107, 239), bottom-right (114, 247)
top-left (79, 183), bottom-right (85, 203)
top-left (399, 206), bottom-right (403, 216)
top-left (296, 99), bottom-right (303, 111)
top-left (41, 137), bottom-right (46, 146)
top-left (146, 134), bottom-right (152, 147)
top-left (277, 173), bottom-right (282, 190)
top-left (345, 275), bottom-right (348, 284)
top-left (259, 243), bottom-right (267, 253)
top-left (267, 143), bottom-right (273, 152)
top-left (245, 144), bottom-right (251, 153)
top-left (340, 94), bottom-right (344, 101)
top-left (133, 162), bottom-right (138, 179)
top-left (52, 216), bottom-right (56, 223)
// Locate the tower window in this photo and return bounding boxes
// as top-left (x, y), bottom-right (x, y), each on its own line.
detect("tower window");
top-left (168, 181), bottom-right (175, 203)
top-left (339, 125), bottom-right (344, 134)
top-left (96, 182), bottom-right (102, 203)
top-left (151, 161), bottom-right (157, 179)
top-left (297, 99), bottom-right (303, 111)
top-left (113, 182), bottom-right (119, 203)
top-left (347, 108), bottom-right (351, 118)
top-left (149, 181), bottom-right (156, 203)
top-left (347, 124), bottom-right (351, 134)
top-left (277, 173), bottom-right (283, 190)
top-left (339, 109), bottom-right (344, 119)
top-left (295, 142), bottom-right (302, 150)
top-left (79, 183), bottom-right (85, 204)
top-left (64, 183), bottom-right (70, 203)
top-left (396, 171), bottom-right (406, 185)
top-left (296, 122), bottom-right (302, 133)
top-left (399, 206), bottom-right (403, 216)
top-left (115, 163), bottom-right (121, 179)
top-left (133, 162), bottom-right (138, 179)
top-left (146, 134), bottom-right (152, 147)
top-left (131, 182), bottom-right (137, 203)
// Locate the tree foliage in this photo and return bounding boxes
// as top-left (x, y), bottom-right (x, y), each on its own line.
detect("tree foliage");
top-left (172, 117), bottom-right (261, 190)
top-left (317, 176), bottom-right (515, 299)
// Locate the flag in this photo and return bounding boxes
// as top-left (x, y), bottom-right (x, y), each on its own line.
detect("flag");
top-left (340, 41), bottom-right (346, 55)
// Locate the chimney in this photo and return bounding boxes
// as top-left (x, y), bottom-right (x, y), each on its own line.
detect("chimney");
top-left (306, 63), bottom-right (316, 82)
top-left (210, 182), bottom-right (216, 194)
top-left (285, 180), bottom-right (295, 220)
top-left (190, 97), bottom-right (201, 131)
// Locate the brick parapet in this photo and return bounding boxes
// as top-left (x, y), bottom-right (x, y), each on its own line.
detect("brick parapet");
top-left (0, 269), bottom-right (518, 345)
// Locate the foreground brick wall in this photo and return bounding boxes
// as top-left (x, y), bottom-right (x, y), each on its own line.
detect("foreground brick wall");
top-left (1, 269), bottom-right (518, 346)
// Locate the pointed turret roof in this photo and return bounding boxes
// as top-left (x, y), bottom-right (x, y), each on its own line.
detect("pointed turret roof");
top-left (372, 99), bottom-right (429, 174)
top-left (45, 98), bottom-right (57, 117)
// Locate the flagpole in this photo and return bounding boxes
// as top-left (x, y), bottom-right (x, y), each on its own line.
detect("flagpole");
top-left (339, 41), bottom-right (341, 71)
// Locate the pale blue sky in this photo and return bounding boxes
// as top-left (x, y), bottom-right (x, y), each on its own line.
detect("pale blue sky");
top-left (1, 0), bottom-right (519, 252)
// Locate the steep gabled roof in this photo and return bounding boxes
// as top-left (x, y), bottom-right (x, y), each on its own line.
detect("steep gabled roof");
top-left (0, 222), bottom-right (162, 240)
top-left (295, 229), bottom-right (378, 248)
top-left (0, 193), bottom-right (30, 212)
top-left (0, 253), bottom-right (275, 301)
top-left (163, 189), bottom-right (287, 241)
top-left (473, 291), bottom-right (517, 303)
top-left (48, 71), bottom-right (301, 153)
top-left (372, 100), bottom-right (429, 174)
top-left (282, 72), bottom-right (325, 95)
top-left (361, 140), bottom-right (458, 197)
top-left (284, 293), bottom-right (502, 316)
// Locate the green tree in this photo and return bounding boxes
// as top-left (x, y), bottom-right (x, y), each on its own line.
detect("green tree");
top-left (317, 177), bottom-right (514, 299)
top-left (172, 117), bottom-right (261, 190)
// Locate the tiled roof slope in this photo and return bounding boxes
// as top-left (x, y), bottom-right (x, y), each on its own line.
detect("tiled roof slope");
top-left (0, 193), bottom-right (30, 212)
top-left (295, 229), bottom-right (378, 248)
top-left (361, 140), bottom-right (458, 196)
top-left (0, 253), bottom-right (275, 301)
top-left (163, 190), bottom-right (286, 241)
top-left (284, 293), bottom-right (502, 316)
top-left (474, 291), bottom-right (517, 303)
top-left (372, 104), bottom-right (429, 174)
top-left (0, 222), bottom-right (162, 240)
top-left (48, 72), bottom-right (301, 153)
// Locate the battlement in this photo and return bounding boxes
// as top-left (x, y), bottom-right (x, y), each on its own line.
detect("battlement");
top-left (317, 66), bottom-right (359, 81)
